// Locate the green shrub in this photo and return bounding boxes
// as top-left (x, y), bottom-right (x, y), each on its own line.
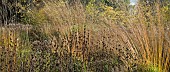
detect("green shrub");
top-left (0, 0), bottom-right (44, 24)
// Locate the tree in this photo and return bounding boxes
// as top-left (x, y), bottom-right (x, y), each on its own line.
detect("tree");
top-left (0, 0), bottom-right (44, 25)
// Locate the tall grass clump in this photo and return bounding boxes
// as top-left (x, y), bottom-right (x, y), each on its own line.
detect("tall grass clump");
top-left (0, 0), bottom-right (169, 72)
top-left (116, 1), bottom-right (170, 72)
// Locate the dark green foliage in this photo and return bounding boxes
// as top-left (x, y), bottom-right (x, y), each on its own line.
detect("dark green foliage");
top-left (73, 59), bottom-right (83, 72)
top-left (0, 0), bottom-right (20, 24)
top-left (0, 0), bottom-right (44, 25)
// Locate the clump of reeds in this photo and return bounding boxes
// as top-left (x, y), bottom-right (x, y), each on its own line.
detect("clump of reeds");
top-left (115, 1), bottom-right (170, 72)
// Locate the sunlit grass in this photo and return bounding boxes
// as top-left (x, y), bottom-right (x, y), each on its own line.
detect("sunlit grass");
top-left (0, 0), bottom-right (169, 72)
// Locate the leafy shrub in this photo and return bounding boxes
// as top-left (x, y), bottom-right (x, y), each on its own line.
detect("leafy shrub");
top-left (0, 0), bottom-right (44, 25)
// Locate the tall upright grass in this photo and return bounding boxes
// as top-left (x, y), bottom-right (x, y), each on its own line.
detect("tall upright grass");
top-left (0, 0), bottom-right (169, 72)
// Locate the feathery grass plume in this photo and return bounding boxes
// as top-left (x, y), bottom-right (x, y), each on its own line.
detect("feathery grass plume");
top-left (0, 0), bottom-right (169, 72)
top-left (115, 1), bottom-right (170, 71)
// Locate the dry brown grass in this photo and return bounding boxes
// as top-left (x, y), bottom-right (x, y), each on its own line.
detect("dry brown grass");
top-left (0, 0), bottom-right (169, 72)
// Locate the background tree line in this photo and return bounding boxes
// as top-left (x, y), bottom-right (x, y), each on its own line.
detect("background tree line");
top-left (1, 0), bottom-right (170, 25)
top-left (0, 0), bottom-right (131, 25)
top-left (0, 0), bottom-right (44, 25)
